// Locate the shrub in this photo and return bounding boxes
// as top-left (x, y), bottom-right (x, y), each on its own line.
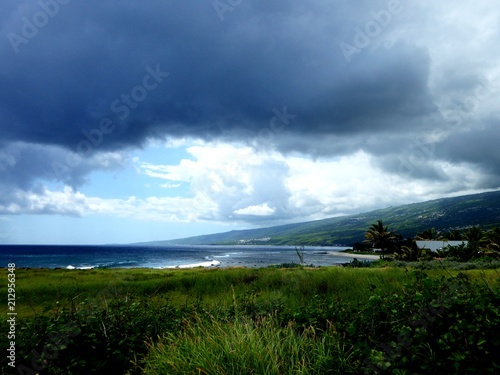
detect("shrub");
top-left (2, 298), bottom-right (183, 374)
top-left (342, 258), bottom-right (372, 268)
top-left (348, 272), bottom-right (500, 373)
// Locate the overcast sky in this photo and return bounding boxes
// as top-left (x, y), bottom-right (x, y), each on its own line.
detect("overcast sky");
top-left (1, 0), bottom-right (499, 244)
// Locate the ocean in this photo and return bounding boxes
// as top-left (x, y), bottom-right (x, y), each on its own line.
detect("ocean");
top-left (0, 244), bottom-right (360, 269)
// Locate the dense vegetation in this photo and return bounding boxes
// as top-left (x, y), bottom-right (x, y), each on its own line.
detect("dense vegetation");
top-left (2, 264), bottom-right (499, 374)
top-left (355, 221), bottom-right (500, 263)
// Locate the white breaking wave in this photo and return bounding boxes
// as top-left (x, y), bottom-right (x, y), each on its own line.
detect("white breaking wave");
top-left (162, 260), bottom-right (221, 269)
top-left (66, 265), bottom-right (96, 270)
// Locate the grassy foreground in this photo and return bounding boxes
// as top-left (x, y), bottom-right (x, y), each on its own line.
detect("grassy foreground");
top-left (1, 264), bottom-right (500, 374)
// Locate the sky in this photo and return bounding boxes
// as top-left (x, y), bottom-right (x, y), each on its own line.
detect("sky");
top-left (1, 0), bottom-right (499, 244)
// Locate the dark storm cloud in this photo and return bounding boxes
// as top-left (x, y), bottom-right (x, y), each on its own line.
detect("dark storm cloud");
top-left (0, 0), bottom-right (433, 150)
top-left (0, 142), bottom-right (130, 188)
top-left (436, 125), bottom-right (500, 181)
top-left (1, 0), bottom-right (499, 200)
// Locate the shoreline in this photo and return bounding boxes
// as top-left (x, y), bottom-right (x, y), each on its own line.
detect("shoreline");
top-left (328, 251), bottom-right (380, 260)
top-left (6, 254), bottom-right (379, 271)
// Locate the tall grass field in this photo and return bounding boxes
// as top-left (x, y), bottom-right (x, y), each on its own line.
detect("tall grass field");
top-left (1, 264), bottom-right (499, 374)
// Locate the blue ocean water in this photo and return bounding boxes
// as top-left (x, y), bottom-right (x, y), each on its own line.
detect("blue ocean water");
top-left (0, 245), bottom-right (358, 269)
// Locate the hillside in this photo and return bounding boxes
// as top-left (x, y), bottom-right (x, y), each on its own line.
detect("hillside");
top-left (139, 190), bottom-right (500, 246)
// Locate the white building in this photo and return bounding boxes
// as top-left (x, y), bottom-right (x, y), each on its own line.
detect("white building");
top-left (416, 240), bottom-right (468, 252)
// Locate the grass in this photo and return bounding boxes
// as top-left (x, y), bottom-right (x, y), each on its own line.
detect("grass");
top-left (143, 315), bottom-right (331, 375)
top-left (6, 265), bottom-right (499, 317)
top-left (4, 266), bottom-right (413, 318)
top-left (1, 264), bottom-right (500, 374)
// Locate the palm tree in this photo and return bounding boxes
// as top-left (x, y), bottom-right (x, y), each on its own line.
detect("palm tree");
top-left (364, 220), bottom-right (397, 259)
top-left (394, 240), bottom-right (425, 261)
top-left (463, 226), bottom-right (487, 258)
top-left (443, 229), bottom-right (463, 241)
top-left (483, 227), bottom-right (500, 258)
top-left (464, 226), bottom-right (484, 244)
top-left (416, 228), bottom-right (442, 240)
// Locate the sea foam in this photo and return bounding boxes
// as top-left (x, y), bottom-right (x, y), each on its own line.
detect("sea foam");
top-left (162, 260), bottom-right (221, 269)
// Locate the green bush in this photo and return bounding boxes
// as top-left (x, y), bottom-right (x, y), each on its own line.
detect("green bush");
top-left (341, 258), bottom-right (372, 268)
top-left (2, 297), bottom-right (183, 374)
top-left (337, 272), bottom-right (500, 373)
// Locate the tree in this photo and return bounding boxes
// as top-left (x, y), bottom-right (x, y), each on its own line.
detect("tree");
top-left (482, 227), bottom-right (500, 258)
top-left (463, 226), bottom-right (486, 255)
top-left (364, 220), bottom-right (397, 259)
top-left (443, 229), bottom-right (463, 241)
top-left (394, 240), bottom-right (431, 261)
top-left (416, 228), bottom-right (442, 240)
top-left (441, 243), bottom-right (477, 261)
top-left (464, 226), bottom-right (485, 244)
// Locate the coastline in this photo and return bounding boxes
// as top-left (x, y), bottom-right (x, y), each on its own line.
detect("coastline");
top-left (0, 244), bottom-right (359, 269)
top-left (328, 251), bottom-right (380, 260)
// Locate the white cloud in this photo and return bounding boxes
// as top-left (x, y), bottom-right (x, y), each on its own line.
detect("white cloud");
top-left (137, 143), bottom-right (289, 222)
top-left (0, 141), bottom-right (496, 228)
top-left (234, 203), bottom-right (276, 216)
top-left (0, 186), bottom-right (86, 216)
top-left (160, 183), bottom-right (182, 189)
top-left (131, 142), bottom-right (494, 224)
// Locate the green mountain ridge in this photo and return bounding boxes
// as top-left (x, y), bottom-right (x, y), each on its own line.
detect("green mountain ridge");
top-left (137, 190), bottom-right (500, 246)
